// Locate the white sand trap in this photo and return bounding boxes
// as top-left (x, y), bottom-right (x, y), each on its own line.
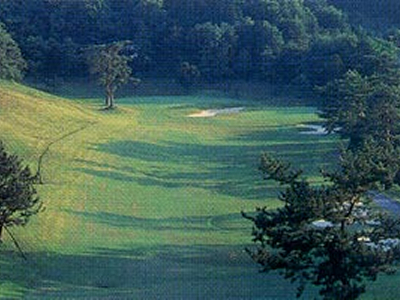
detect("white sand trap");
top-left (188, 107), bottom-right (244, 118)
top-left (297, 124), bottom-right (328, 135)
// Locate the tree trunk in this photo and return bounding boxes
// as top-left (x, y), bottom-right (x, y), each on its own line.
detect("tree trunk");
top-left (105, 84), bottom-right (112, 108)
top-left (0, 223), bottom-right (3, 242)
top-left (109, 93), bottom-right (115, 109)
top-left (105, 84), bottom-right (115, 109)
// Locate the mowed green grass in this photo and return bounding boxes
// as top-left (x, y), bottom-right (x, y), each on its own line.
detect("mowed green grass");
top-left (0, 81), bottom-right (396, 299)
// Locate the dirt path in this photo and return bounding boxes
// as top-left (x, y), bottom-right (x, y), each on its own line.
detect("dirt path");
top-left (35, 122), bottom-right (95, 183)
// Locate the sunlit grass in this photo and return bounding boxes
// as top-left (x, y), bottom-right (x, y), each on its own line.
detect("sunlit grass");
top-left (0, 82), bottom-right (342, 298)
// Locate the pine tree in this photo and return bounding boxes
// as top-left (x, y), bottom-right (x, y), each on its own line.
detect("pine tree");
top-left (243, 149), bottom-right (400, 299)
top-left (0, 141), bottom-right (41, 241)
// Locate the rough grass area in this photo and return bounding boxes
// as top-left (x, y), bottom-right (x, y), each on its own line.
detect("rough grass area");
top-left (0, 81), bottom-right (394, 299)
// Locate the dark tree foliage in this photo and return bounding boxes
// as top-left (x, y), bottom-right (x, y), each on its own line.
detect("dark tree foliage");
top-left (319, 53), bottom-right (400, 194)
top-left (0, 0), bottom-right (395, 88)
top-left (244, 151), bottom-right (400, 299)
top-left (328, 0), bottom-right (400, 30)
top-left (0, 22), bottom-right (26, 81)
top-left (319, 54), bottom-right (400, 151)
top-left (0, 141), bottom-right (41, 241)
top-left (190, 22), bottom-right (237, 81)
top-left (178, 61), bottom-right (200, 89)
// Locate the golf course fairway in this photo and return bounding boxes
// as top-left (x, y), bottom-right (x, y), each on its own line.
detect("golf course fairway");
top-left (1, 81), bottom-right (398, 299)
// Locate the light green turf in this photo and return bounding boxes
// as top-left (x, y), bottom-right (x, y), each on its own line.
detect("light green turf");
top-left (1, 81), bottom-right (391, 299)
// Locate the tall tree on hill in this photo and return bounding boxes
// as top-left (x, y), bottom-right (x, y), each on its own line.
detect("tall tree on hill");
top-left (319, 59), bottom-right (400, 184)
top-left (0, 141), bottom-right (41, 242)
top-left (0, 22), bottom-right (26, 81)
top-left (87, 41), bottom-right (140, 109)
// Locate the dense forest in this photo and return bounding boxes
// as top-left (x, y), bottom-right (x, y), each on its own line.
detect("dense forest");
top-left (329, 0), bottom-right (400, 31)
top-left (0, 0), bottom-right (398, 90)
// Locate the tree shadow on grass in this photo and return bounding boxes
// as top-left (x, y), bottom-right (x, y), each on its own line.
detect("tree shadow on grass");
top-left (0, 245), bottom-right (304, 299)
top-left (79, 131), bottom-right (338, 200)
top-left (63, 209), bottom-right (249, 232)
top-left (77, 164), bottom-right (281, 200)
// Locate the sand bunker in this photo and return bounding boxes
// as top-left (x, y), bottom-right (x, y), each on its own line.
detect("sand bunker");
top-left (188, 107), bottom-right (244, 118)
top-left (297, 124), bottom-right (328, 135)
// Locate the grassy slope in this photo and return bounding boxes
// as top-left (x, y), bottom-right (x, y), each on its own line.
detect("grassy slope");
top-left (0, 81), bottom-right (394, 299)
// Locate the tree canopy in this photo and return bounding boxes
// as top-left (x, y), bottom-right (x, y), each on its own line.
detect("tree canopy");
top-left (319, 51), bottom-right (400, 185)
top-left (0, 22), bottom-right (26, 81)
top-left (87, 41), bottom-right (140, 109)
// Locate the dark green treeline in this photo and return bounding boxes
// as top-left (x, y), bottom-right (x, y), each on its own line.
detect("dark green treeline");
top-left (0, 0), bottom-right (398, 87)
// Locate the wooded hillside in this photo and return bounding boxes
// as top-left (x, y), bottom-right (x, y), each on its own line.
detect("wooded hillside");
top-left (0, 0), bottom-right (397, 89)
